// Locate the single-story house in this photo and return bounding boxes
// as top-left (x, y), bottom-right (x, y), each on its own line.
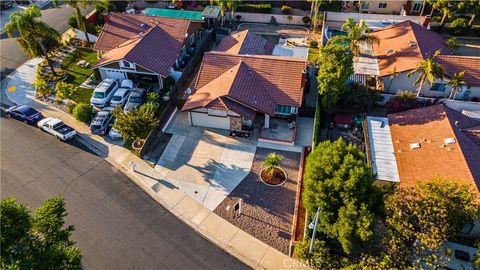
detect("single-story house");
top-left (352, 20), bottom-right (480, 100)
top-left (181, 51), bottom-right (306, 131)
top-left (93, 13), bottom-right (203, 89)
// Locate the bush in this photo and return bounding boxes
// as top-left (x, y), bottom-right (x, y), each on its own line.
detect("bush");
top-left (338, 83), bottom-right (383, 112)
top-left (146, 92), bottom-right (160, 103)
top-left (162, 76), bottom-right (175, 92)
top-left (447, 37), bottom-right (460, 50)
top-left (66, 101), bottom-right (76, 114)
top-left (281, 5), bottom-right (292, 14)
top-left (34, 78), bottom-right (52, 97)
top-left (67, 14), bottom-right (87, 29)
top-left (113, 103), bottom-right (159, 141)
top-left (237, 3), bottom-right (271, 13)
top-left (431, 15), bottom-right (442, 22)
top-left (309, 40), bottom-right (319, 48)
top-left (313, 97), bottom-right (321, 147)
top-left (270, 16), bottom-right (278, 25)
top-left (385, 91), bottom-right (433, 113)
top-left (294, 239), bottom-right (347, 269)
top-left (447, 18), bottom-right (469, 36)
top-left (73, 103), bottom-right (93, 123)
top-left (302, 16), bottom-right (311, 27)
top-left (55, 82), bottom-right (75, 102)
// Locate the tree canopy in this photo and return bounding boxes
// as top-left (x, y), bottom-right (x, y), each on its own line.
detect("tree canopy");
top-left (338, 82), bottom-right (383, 112)
top-left (383, 178), bottom-right (479, 268)
top-left (113, 103), bottom-right (159, 142)
top-left (1, 197), bottom-right (82, 269)
top-left (302, 139), bottom-right (382, 254)
top-left (317, 43), bottom-right (353, 108)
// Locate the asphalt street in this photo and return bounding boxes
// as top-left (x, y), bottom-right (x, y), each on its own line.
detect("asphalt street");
top-left (0, 4), bottom-right (94, 81)
top-left (0, 110), bottom-right (249, 270)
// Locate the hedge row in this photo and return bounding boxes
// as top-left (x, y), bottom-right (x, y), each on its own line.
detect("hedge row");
top-left (237, 3), bottom-right (272, 13)
top-left (313, 95), bottom-right (322, 147)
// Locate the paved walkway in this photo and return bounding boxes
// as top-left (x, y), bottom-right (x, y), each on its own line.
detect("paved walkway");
top-left (2, 59), bottom-right (310, 270)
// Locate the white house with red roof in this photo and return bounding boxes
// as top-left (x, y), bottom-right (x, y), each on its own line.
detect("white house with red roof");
top-left (93, 13), bottom-right (203, 89)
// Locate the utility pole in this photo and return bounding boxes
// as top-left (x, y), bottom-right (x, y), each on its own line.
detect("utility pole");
top-left (309, 207), bottom-right (320, 253)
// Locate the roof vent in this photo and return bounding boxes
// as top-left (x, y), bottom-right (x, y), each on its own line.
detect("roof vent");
top-left (385, 48), bottom-right (394, 54)
top-left (444, 137), bottom-right (456, 145)
top-left (140, 23), bottom-right (148, 29)
top-left (409, 143), bottom-right (421, 150)
top-left (409, 42), bottom-right (417, 47)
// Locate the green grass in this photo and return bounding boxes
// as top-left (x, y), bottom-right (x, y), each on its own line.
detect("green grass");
top-left (70, 87), bottom-right (93, 104)
top-left (308, 47), bottom-right (319, 62)
top-left (61, 48), bottom-right (98, 87)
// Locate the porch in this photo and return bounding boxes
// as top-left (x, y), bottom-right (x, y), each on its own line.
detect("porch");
top-left (258, 117), bottom-right (297, 144)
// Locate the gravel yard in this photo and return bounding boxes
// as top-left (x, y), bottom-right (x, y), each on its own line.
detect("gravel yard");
top-left (214, 148), bottom-right (301, 254)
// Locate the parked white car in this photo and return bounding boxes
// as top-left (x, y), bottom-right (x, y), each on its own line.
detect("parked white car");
top-left (120, 79), bottom-right (133, 89)
top-left (37, 117), bottom-right (77, 141)
top-left (90, 79), bottom-right (119, 108)
top-left (110, 87), bottom-right (132, 107)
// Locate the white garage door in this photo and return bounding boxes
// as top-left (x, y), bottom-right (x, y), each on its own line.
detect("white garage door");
top-left (191, 112), bottom-right (230, 130)
top-left (104, 69), bottom-right (126, 80)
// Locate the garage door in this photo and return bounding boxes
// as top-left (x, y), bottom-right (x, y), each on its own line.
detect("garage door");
top-left (191, 112), bottom-right (230, 130)
top-left (104, 69), bottom-right (126, 80)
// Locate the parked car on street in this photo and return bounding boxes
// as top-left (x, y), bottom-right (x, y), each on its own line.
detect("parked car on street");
top-left (37, 117), bottom-right (76, 141)
top-left (90, 109), bottom-right (114, 135)
top-left (123, 88), bottom-right (147, 112)
top-left (109, 87), bottom-right (132, 108)
top-left (90, 79), bottom-right (119, 108)
top-left (6, 105), bottom-right (43, 125)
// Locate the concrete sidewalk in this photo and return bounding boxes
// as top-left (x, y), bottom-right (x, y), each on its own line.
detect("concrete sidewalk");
top-left (2, 60), bottom-right (310, 270)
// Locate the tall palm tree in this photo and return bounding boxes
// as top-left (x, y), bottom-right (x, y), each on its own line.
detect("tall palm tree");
top-left (53, 0), bottom-right (91, 44)
top-left (447, 71), bottom-right (465, 100)
top-left (226, 0), bottom-right (240, 25)
top-left (3, 5), bottom-right (60, 76)
top-left (386, 66), bottom-right (399, 92)
top-left (330, 18), bottom-right (380, 57)
top-left (215, 0), bottom-right (228, 26)
top-left (407, 50), bottom-right (444, 97)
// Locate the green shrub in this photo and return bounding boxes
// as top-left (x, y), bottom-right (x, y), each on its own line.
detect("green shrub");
top-left (447, 18), bottom-right (469, 36)
top-left (55, 82), bottom-right (75, 102)
top-left (281, 5), bottom-right (292, 14)
top-left (66, 101), bottom-right (76, 114)
top-left (447, 37), bottom-right (460, 50)
top-left (313, 96), bottom-right (321, 147)
top-left (73, 103), bottom-right (93, 123)
top-left (34, 78), bottom-right (52, 97)
top-left (146, 92), bottom-right (160, 103)
top-left (309, 40), bottom-right (319, 48)
top-left (237, 3), bottom-right (271, 13)
top-left (431, 15), bottom-right (442, 22)
top-left (163, 76), bottom-right (175, 92)
top-left (302, 16), bottom-right (311, 27)
top-left (67, 14), bottom-right (86, 29)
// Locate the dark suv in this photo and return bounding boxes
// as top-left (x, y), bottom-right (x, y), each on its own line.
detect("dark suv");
top-left (90, 109), bottom-right (114, 135)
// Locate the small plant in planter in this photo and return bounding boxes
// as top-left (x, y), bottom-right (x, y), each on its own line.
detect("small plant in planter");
top-left (261, 153), bottom-right (287, 186)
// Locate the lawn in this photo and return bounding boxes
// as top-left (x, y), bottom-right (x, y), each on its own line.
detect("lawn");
top-left (61, 48), bottom-right (98, 87)
top-left (308, 47), bottom-right (319, 62)
top-left (70, 87), bottom-right (93, 104)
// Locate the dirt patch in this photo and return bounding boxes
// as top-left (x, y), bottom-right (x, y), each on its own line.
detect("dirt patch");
top-left (214, 148), bottom-right (301, 254)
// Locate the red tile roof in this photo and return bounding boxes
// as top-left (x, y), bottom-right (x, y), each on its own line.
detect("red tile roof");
top-left (435, 55), bottom-right (480, 87)
top-left (388, 104), bottom-right (480, 192)
top-left (95, 26), bottom-right (184, 76)
top-left (215, 30), bottom-right (275, 55)
top-left (94, 12), bottom-right (190, 52)
top-left (371, 20), bottom-right (451, 76)
top-left (182, 52), bottom-right (306, 115)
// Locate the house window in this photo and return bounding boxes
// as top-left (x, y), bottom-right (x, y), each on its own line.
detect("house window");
top-left (360, 1), bottom-right (369, 10)
top-left (378, 3), bottom-right (387, 8)
top-left (430, 83), bottom-right (446, 92)
top-left (275, 105), bottom-right (292, 115)
top-left (411, 2), bottom-right (422, 12)
top-left (121, 60), bottom-right (134, 69)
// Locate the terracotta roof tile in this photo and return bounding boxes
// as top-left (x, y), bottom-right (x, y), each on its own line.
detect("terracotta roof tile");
top-left (388, 104), bottom-right (480, 192)
top-left (436, 55), bottom-right (480, 87)
top-left (215, 30), bottom-right (275, 55)
top-left (94, 13), bottom-right (190, 52)
top-left (371, 21), bottom-right (451, 76)
top-left (182, 52), bottom-right (305, 115)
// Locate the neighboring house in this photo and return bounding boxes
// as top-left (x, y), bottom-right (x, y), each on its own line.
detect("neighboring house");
top-left (181, 51), bottom-right (306, 132)
top-left (358, 0), bottom-right (408, 14)
top-left (353, 20), bottom-right (480, 100)
top-left (93, 13), bottom-right (203, 89)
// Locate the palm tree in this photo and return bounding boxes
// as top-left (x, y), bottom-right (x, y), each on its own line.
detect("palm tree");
top-left (330, 18), bottom-right (380, 57)
top-left (447, 71), bottom-right (465, 100)
top-left (3, 5), bottom-right (60, 76)
top-left (53, 0), bottom-right (91, 44)
top-left (407, 50), bottom-right (444, 97)
top-left (386, 67), bottom-right (399, 92)
top-left (226, 0), bottom-right (240, 25)
top-left (262, 153), bottom-right (284, 176)
top-left (215, 0), bottom-right (228, 26)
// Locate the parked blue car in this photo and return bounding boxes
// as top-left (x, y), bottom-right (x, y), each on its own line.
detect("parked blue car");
top-left (6, 105), bottom-right (43, 125)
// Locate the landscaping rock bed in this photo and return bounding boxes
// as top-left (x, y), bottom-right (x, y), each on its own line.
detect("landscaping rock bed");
top-left (214, 148), bottom-right (301, 254)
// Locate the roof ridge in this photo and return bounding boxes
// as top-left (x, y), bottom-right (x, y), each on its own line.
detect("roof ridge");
top-left (205, 51), bottom-right (306, 62)
top-left (437, 54), bottom-right (480, 59)
top-left (407, 20), bottom-right (428, 59)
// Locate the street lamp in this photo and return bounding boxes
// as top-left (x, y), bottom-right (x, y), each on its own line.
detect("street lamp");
top-left (308, 207), bottom-right (321, 253)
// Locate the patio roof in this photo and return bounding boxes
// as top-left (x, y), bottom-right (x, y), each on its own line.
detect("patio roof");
top-left (201, 6), bottom-right (221, 19)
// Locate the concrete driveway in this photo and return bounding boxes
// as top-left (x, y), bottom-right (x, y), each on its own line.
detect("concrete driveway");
top-left (155, 112), bottom-right (257, 210)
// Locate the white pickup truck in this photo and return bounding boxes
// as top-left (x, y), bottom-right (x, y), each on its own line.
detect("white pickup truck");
top-left (37, 117), bottom-right (77, 141)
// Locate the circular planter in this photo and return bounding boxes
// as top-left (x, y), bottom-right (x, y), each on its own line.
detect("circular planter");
top-left (260, 166), bottom-right (287, 187)
top-left (132, 140), bottom-right (145, 150)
